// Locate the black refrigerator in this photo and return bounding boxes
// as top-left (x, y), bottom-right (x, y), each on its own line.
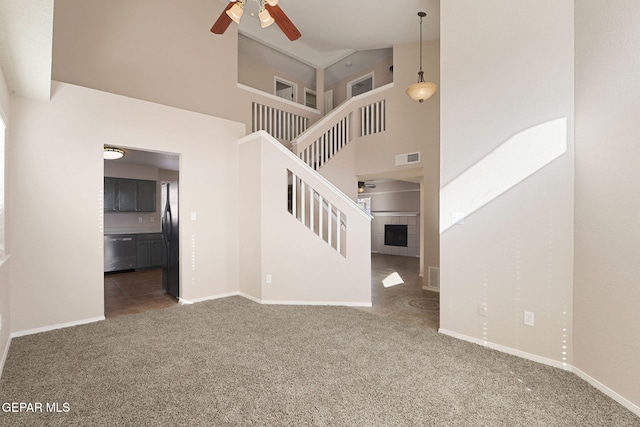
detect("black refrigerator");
top-left (161, 180), bottom-right (179, 298)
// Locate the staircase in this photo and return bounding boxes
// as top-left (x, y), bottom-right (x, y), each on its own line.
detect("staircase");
top-left (238, 131), bottom-right (372, 306)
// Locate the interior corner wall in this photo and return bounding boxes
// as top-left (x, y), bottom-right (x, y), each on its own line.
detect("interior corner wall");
top-left (574, 0), bottom-right (640, 410)
top-left (7, 82), bottom-right (244, 333)
top-left (439, 0), bottom-right (575, 364)
top-left (238, 137), bottom-right (263, 301)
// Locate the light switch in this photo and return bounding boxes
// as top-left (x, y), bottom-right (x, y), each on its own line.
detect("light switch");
top-left (190, 212), bottom-right (197, 221)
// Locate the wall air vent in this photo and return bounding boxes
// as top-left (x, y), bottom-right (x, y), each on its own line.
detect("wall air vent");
top-left (395, 152), bottom-right (421, 166)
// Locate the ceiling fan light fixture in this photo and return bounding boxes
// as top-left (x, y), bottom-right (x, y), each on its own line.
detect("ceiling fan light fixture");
top-left (265, 0), bottom-right (279, 6)
top-left (226, 1), bottom-right (244, 24)
top-left (104, 147), bottom-right (125, 160)
top-left (259, 8), bottom-right (274, 28)
top-left (407, 11), bottom-right (437, 103)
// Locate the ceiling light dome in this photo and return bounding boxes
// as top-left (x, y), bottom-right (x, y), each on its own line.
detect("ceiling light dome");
top-left (104, 147), bottom-right (125, 160)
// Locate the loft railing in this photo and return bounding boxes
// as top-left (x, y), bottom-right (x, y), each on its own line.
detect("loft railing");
top-left (292, 83), bottom-right (393, 171)
top-left (252, 102), bottom-right (308, 142)
top-left (360, 99), bottom-right (386, 137)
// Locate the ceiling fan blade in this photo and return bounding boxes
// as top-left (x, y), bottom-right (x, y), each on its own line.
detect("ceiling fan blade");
top-left (265, 4), bottom-right (301, 41)
top-left (211, 2), bottom-right (235, 34)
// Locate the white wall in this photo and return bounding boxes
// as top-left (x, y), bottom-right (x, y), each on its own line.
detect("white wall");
top-left (440, 1), bottom-right (575, 365)
top-left (239, 132), bottom-right (371, 305)
top-left (0, 66), bottom-right (10, 374)
top-left (52, 0), bottom-right (321, 140)
top-left (7, 82), bottom-right (245, 333)
top-left (574, 0), bottom-right (640, 410)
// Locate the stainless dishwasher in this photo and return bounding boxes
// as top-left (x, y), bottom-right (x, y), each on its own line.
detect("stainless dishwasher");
top-left (104, 235), bottom-right (136, 272)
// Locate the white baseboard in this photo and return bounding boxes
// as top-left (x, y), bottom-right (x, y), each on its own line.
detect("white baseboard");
top-left (422, 286), bottom-right (440, 293)
top-left (179, 291), bottom-right (241, 305)
top-left (239, 292), bottom-right (372, 307)
top-left (439, 328), bottom-right (640, 417)
top-left (11, 316), bottom-right (105, 338)
top-left (438, 328), bottom-right (571, 371)
top-left (573, 366), bottom-right (640, 417)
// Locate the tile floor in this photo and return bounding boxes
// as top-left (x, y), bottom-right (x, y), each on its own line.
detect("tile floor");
top-left (104, 268), bottom-right (177, 318)
top-left (104, 254), bottom-right (440, 331)
top-left (357, 253), bottom-right (439, 331)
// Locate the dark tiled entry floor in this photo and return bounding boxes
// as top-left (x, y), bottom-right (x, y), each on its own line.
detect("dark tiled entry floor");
top-left (104, 255), bottom-right (440, 331)
top-left (104, 268), bottom-right (177, 318)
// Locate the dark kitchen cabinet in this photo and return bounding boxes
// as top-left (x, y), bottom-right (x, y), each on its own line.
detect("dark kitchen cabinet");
top-left (104, 177), bottom-right (117, 211)
top-left (103, 177), bottom-right (157, 212)
top-left (136, 180), bottom-right (156, 212)
top-left (117, 179), bottom-right (138, 212)
top-left (136, 234), bottom-right (164, 269)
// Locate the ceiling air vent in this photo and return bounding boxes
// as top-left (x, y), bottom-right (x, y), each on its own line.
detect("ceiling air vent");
top-left (395, 152), bottom-right (420, 166)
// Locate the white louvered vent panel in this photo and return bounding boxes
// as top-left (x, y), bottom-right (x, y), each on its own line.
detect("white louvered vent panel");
top-left (395, 152), bottom-right (421, 166)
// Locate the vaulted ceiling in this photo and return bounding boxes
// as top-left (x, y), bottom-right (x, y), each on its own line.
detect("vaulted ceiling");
top-left (0, 0), bottom-right (439, 101)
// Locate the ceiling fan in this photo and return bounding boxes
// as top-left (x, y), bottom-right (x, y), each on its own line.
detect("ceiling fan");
top-left (358, 181), bottom-right (376, 193)
top-left (211, 0), bottom-right (301, 41)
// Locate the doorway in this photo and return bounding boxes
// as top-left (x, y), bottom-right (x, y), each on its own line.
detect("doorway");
top-left (348, 72), bottom-right (374, 98)
top-left (103, 148), bottom-right (180, 318)
top-left (275, 77), bottom-right (297, 103)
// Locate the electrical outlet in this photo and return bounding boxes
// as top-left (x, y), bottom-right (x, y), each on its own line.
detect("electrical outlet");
top-left (478, 302), bottom-right (488, 317)
top-left (138, 217), bottom-right (143, 223)
top-left (266, 274), bottom-right (272, 284)
top-left (524, 311), bottom-right (535, 326)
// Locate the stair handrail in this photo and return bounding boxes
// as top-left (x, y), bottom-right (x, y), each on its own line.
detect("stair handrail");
top-left (246, 130), bottom-right (372, 222)
top-left (291, 83), bottom-right (394, 157)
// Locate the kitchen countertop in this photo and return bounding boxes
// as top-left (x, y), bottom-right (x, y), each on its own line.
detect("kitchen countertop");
top-left (104, 229), bottom-right (162, 236)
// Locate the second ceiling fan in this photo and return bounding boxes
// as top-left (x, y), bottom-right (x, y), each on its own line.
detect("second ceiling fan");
top-left (211, 0), bottom-right (301, 41)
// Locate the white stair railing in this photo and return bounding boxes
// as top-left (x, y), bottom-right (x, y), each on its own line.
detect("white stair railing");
top-left (360, 99), bottom-right (386, 136)
top-left (298, 115), bottom-right (350, 171)
top-left (292, 83), bottom-right (393, 171)
top-left (288, 169), bottom-right (346, 256)
top-left (252, 102), bottom-right (308, 142)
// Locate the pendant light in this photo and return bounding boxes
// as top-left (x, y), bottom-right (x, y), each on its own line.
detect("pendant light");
top-left (406, 12), bottom-right (437, 103)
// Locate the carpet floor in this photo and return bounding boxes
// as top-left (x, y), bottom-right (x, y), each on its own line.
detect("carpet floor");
top-left (0, 296), bottom-right (638, 426)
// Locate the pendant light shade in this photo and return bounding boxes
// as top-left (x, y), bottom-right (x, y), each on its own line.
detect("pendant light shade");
top-left (407, 12), bottom-right (437, 103)
top-left (406, 78), bottom-right (438, 103)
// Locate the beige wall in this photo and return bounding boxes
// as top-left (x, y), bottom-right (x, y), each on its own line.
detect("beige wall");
top-left (239, 132), bottom-right (371, 305)
top-left (440, 0), bottom-right (574, 366)
top-left (574, 0), bottom-right (640, 410)
top-left (327, 56), bottom-right (394, 107)
top-left (0, 68), bottom-right (9, 372)
top-left (238, 53), bottom-right (315, 107)
top-left (354, 40), bottom-right (440, 275)
top-left (7, 82), bottom-right (245, 333)
top-left (52, 0), bottom-right (321, 140)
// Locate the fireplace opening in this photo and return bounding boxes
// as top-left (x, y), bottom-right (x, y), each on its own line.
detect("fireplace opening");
top-left (384, 224), bottom-right (408, 247)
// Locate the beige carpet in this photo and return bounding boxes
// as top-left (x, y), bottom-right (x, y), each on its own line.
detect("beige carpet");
top-left (0, 296), bottom-right (638, 426)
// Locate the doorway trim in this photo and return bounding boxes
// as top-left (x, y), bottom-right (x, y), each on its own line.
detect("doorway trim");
top-left (347, 72), bottom-right (375, 99)
top-left (274, 76), bottom-right (298, 103)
